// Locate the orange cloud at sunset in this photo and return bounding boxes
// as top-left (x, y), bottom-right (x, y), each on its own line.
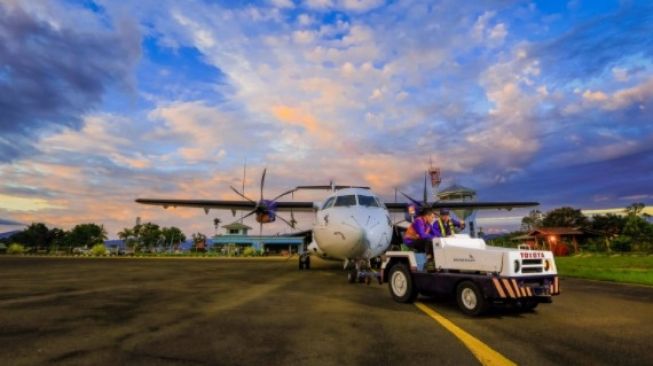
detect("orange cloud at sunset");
top-left (272, 105), bottom-right (333, 142)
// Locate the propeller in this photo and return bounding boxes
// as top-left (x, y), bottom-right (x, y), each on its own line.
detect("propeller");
top-left (400, 172), bottom-right (431, 207)
top-left (399, 172), bottom-right (436, 223)
top-left (230, 168), bottom-right (298, 232)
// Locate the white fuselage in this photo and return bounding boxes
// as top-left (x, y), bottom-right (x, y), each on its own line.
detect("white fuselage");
top-left (307, 188), bottom-right (393, 261)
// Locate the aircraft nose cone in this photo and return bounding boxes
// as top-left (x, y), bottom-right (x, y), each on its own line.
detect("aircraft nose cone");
top-left (319, 223), bottom-right (366, 258)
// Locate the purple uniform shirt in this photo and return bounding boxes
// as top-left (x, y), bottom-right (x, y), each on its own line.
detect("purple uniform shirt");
top-left (403, 216), bottom-right (436, 246)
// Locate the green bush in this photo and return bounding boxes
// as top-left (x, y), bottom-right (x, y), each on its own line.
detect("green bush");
top-left (91, 243), bottom-right (108, 256)
top-left (8, 243), bottom-right (25, 255)
top-left (242, 247), bottom-right (257, 257)
top-left (584, 238), bottom-right (608, 252)
top-left (612, 235), bottom-right (632, 252)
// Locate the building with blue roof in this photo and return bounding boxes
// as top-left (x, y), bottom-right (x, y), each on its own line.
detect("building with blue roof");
top-left (212, 222), bottom-right (304, 255)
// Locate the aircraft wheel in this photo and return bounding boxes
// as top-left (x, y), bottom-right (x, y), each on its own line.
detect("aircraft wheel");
top-left (388, 263), bottom-right (417, 303)
top-left (305, 256), bottom-right (310, 270)
top-left (456, 281), bottom-right (489, 316)
top-left (347, 269), bottom-right (357, 284)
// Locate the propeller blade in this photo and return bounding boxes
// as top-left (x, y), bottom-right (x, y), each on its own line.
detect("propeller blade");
top-left (271, 188), bottom-right (297, 202)
top-left (259, 222), bottom-right (263, 236)
top-left (277, 214), bottom-right (296, 229)
top-left (423, 172), bottom-right (428, 205)
top-left (260, 168), bottom-right (267, 201)
top-left (240, 209), bottom-right (257, 220)
top-left (400, 191), bottom-right (421, 206)
top-left (231, 186), bottom-right (255, 203)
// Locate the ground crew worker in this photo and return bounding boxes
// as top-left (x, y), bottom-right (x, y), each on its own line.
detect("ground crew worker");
top-left (402, 208), bottom-right (436, 253)
top-left (433, 208), bottom-right (465, 237)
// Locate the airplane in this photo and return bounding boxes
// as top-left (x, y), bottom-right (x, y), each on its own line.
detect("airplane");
top-left (135, 168), bottom-right (538, 282)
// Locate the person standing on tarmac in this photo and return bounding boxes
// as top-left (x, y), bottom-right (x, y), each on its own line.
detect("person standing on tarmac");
top-left (433, 208), bottom-right (465, 237)
top-left (402, 208), bottom-right (437, 252)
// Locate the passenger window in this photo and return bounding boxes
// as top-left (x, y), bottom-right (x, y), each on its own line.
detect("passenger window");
top-left (358, 195), bottom-right (379, 207)
top-left (322, 197), bottom-right (336, 210)
top-left (334, 195), bottom-right (357, 207)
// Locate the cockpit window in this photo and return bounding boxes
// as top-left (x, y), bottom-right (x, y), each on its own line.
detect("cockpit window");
top-left (375, 197), bottom-right (387, 209)
top-left (358, 195), bottom-right (379, 207)
top-left (322, 197), bottom-right (336, 210)
top-left (334, 195), bottom-right (357, 207)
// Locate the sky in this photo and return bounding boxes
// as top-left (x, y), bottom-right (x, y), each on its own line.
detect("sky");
top-left (0, 0), bottom-right (652, 238)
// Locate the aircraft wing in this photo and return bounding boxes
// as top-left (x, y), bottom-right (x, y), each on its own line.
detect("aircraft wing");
top-left (384, 201), bottom-right (539, 212)
top-left (135, 198), bottom-right (315, 212)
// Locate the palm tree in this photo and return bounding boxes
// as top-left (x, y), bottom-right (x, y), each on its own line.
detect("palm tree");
top-left (118, 227), bottom-right (136, 250)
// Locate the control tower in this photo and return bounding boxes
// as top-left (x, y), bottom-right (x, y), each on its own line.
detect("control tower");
top-left (428, 158), bottom-right (441, 199)
top-left (437, 184), bottom-right (478, 237)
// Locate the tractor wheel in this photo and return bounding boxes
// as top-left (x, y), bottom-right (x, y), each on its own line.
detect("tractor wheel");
top-left (388, 263), bottom-right (417, 303)
top-left (456, 281), bottom-right (489, 316)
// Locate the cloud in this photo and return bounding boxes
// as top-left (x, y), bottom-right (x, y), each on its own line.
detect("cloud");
top-left (582, 90), bottom-right (609, 102)
top-left (0, 218), bottom-right (25, 226)
top-left (339, 0), bottom-right (384, 12)
top-left (488, 23), bottom-right (507, 45)
top-left (148, 100), bottom-right (276, 164)
top-left (2, 0), bottom-right (652, 237)
top-left (566, 77), bottom-right (653, 112)
top-left (533, 2), bottom-right (653, 81)
top-left (473, 11), bottom-right (495, 41)
top-left (612, 67), bottom-right (629, 82)
top-left (0, 2), bottom-right (140, 162)
top-left (604, 77), bottom-right (653, 110)
top-left (270, 0), bottom-right (295, 9)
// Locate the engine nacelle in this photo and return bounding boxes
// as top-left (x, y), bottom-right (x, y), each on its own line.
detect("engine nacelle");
top-left (255, 211), bottom-right (276, 224)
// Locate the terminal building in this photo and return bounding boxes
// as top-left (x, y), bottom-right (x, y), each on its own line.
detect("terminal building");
top-left (212, 222), bottom-right (304, 255)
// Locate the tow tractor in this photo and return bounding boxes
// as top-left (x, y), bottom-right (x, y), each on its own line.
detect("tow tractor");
top-left (381, 235), bottom-right (560, 315)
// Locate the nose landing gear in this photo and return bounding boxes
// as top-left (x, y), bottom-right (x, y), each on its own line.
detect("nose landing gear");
top-left (346, 258), bottom-right (382, 285)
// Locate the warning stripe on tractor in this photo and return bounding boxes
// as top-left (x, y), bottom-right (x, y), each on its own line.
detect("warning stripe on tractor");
top-left (492, 278), bottom-right (506, 298)
top-left (494, 277), bottom-right (560, 298)
top-left (500, 279), bottom-right (516, 298)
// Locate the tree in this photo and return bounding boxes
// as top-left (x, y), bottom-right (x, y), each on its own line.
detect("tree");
top-left (161, 226), bottom-right (186, 251)
top-left (521, 210), bottom-right (543, 232)
top-left (68, 223), bottom-right (108, 248)
top-left (10, 223), bottom-right (50, 249)
top-left (542, 207), bottom-right (589, 228)
top-left (118, 227), bottom-right (138, 250)
top-left (625, 202), bottom-right (646, 216)
top-left (49, 228), bottom-right (68, 252)
top-left (591, 214), bottom-right (625, 236)
top-left (590, 214), bottom-right (626, 252)
top-left (137, 222), bottom-right (161, 251)
top-left (622, 214), bottom-right (653, 252)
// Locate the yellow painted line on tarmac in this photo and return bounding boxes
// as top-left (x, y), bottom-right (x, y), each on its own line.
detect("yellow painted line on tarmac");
top-left (415, 302), bottom-right (516, 366)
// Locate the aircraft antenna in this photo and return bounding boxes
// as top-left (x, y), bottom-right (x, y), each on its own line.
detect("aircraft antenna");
top-left (242, 159), bottom-right (247, 198)
top-left (241, 159), bottom-right (246, 223)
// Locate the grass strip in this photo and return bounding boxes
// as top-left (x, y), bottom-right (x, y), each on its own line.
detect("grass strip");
top-left (555, 254), bottom-right (653, 286)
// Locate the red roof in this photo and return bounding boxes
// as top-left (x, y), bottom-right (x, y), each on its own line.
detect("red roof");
top-left (528, 227), bottom-right (584, 236)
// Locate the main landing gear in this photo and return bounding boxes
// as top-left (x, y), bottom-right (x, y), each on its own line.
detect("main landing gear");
top-left (298, 253), bottom-right (311, 270)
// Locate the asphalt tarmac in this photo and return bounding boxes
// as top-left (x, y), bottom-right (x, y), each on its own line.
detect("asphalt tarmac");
top-left (0, 256), bottom-right (651, 366)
